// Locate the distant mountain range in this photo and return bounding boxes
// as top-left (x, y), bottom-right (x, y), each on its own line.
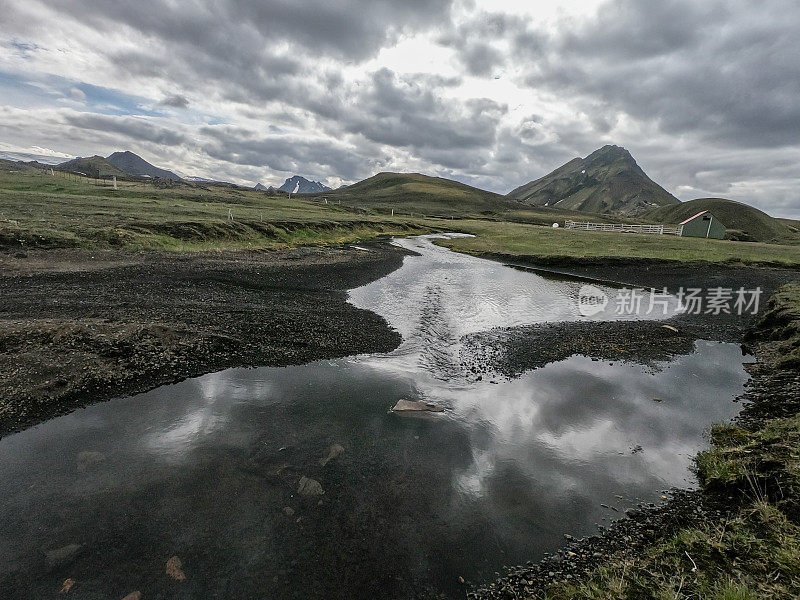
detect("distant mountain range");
top-left (7, 144), bottom-right (792, 240)
top-left (277, 175), bottom-right (331, 194)
top-left (507, 145), bottom-right (679, 216)
top-left (106, 151), bottom-right (181, 180)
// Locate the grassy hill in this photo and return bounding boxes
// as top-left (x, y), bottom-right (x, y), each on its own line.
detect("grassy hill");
top-left (106, 151), bottom-right (181, 180)
top-left (56, 156), bottom-right (128, 179)
top-left (308, 172), bottom-right (521, 217)
top-left (645, 198), bottom-right (798, 243)
top-left (507, 145), bottom-right (679, 216)
top-left (1, 163), bottom-right (798, 266)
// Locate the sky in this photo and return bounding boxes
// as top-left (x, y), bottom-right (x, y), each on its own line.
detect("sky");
top-left (0, 0), bottom-right (798, 217)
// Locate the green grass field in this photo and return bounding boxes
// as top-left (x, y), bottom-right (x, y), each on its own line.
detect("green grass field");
top-left (436, 220), bottom-right (800, 267)
top-left (0, 167), bottom-right (436, 250)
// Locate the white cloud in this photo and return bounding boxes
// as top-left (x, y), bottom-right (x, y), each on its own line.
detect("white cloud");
top-left (69, 87), bottom-right (86, 102)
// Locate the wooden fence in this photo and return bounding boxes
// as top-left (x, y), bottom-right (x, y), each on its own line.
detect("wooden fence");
top-left (564, 220), bottom-right (683, 236)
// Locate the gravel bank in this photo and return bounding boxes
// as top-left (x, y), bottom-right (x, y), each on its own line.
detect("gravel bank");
top-left (0, 240), bottom-right (411, 437)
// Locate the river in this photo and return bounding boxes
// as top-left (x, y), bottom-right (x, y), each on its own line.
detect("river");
top-left (0, 236), bottom-right (749, 599)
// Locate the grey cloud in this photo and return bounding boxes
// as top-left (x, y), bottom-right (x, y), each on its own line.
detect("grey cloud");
top-left (48, 0), bottom-right (454, 63)
top-left (339, 69), bottom-right (505, 152)
top-left (514, 0), bottom-right (800, 148)
top-left (65, 113), bottom-right (190, 146)
top-left (199, 124), bottom-right (388, 181)
top-left (438, 12), bottom-right (528, 76)
top-left (159, 94), bottom-right (190, 109)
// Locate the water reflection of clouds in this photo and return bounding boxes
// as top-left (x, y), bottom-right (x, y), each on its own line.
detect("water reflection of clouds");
top-left (349, 236), bottom-right (680, 346)
top-left (0, 237), bottom-right (751, 597)
top-left (446, 343), bottom-right (747, 502)
top-left (144, 370), bottom-right (277, 457)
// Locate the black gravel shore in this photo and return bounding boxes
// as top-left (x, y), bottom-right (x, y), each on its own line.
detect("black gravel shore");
top-left (0, 240), bottom-right (411, 437)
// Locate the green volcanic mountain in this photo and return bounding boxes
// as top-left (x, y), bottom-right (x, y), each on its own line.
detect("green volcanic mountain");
top-left (507, 145), bottom-right (679, 216)
top-left (106, 151), bottom-right (181, 180)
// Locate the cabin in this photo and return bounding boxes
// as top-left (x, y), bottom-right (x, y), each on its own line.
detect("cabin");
top-left (678, 211), bottom-right (726, 239)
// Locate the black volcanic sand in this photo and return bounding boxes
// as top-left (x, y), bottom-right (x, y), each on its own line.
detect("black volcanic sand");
top-left (0, 240), bottom-right (412, 437)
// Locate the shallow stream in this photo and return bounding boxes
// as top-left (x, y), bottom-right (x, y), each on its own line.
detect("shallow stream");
top-left (0, 236), bottom-right (749, 599)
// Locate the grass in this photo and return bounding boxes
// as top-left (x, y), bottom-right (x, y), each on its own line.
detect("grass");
top-left (308, 171), bottom-right (515, 217)
top-left (543, 503), bottom-right (800, 600)
top-left (435, 220), bottom-right (800, 266)
top-left (535, 286), bottom-right (800, 600)
top-left (754, 283), bottom-right (800, 367)
top-left (0, 168), bottom-right (437, 250)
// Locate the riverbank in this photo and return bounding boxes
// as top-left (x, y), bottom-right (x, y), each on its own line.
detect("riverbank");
top-left (0, 241), bottom-right (411, 437)
top-left (469, 283), bottom-right (800, 600)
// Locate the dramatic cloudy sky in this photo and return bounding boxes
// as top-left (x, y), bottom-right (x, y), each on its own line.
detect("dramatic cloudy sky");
top-left (1, 0), bottom-right (798, 216)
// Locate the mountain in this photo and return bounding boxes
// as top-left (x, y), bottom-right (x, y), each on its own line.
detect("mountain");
top-left (309, 172), bottom-right (520, 216)
top-left (645, 198), bottom-right (798, 243)
top-left (56, 156), bottom-right (128, 179)
top-left (507, 145), bottom-right (679, 216)
top-left (278, 175), bottom-right (331, 194)
top-left (106, 151), bottom-right (181, 180)
top-left (253, 182), bottom-right (270, 191)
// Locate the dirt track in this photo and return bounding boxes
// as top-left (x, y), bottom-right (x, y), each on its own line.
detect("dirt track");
top-left (0, 241), bottom-right (409, 437)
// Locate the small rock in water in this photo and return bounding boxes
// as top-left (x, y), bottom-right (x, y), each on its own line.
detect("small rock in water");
top-left (165, 556), bottom-right (186, 581)
top-left (45, 544), bottom-right (83, 569)
top-left (390, 399), bottom-right (444, 413)
top-left (121, 593), bottom-right (141, 600)
top-left (320, 444), bottom-right (345, 467)
top-left (60, 578), bottom-right (76, 593)
top-left (283, 506), bottom-right (295, 517)
top-left (298, 476), bottom-right (324, 497)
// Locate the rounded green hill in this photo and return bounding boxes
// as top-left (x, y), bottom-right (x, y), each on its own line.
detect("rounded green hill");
top-left (645, 198), bottom-right (797, 243)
